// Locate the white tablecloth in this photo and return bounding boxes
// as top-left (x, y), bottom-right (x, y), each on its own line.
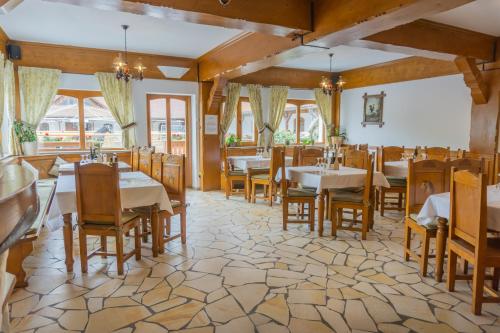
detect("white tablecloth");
top-left (47, 172), bottom-right (172, 231)
top-left (417, 185), bottom-right (500, 231)
top-left (58, 161), bottom-right (131, 175)
top-left (229, 156), bottom-right (293, 172)
top-left (384, 161), bottom-right (408, 178)
top-left (275, 166), bottom-right (390, 194)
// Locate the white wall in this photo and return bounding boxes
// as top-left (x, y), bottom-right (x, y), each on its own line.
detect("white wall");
top-left (340, 74), bottom-right (472, 149)
top-left (58, 74), bottom-right (200, 188)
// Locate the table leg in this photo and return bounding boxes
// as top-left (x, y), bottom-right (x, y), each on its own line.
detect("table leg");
top-left (435, 218), bottom-right (448, 282)
top-left (318, 191), bottom-right (325, 237)
top-left (151, 205), bottom-right (159, 257)
top-left (63, 213), bottom-right (74, 273)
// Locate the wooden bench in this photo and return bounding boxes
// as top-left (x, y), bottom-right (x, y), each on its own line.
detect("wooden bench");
top-left (7, 178), bottom-right (56, 288)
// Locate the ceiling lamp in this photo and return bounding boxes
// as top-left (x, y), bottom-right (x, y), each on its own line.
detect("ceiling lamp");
top-left (114, 25), bottom-right (145, 82)
top-left (320, 53), bottom-right (345, 95)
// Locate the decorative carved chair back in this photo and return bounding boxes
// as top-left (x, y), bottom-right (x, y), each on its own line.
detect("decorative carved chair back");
top-left (138, 147), bottom-right (155, 176)
top-left (380, 146), bottom-right (405, 172)
top-left (448, 158), bottom-right (483, 175)
top-left (464, 152), bottom-right (495, 184)
top-left (151, 153), bottom-right (163, 182)
top-left (343, 149), bottom-right (369, 170)
top-left (425, 146), bottom-right (450, 161)
top-left (363, 155), bottom-right (375, 203)
top-left (285, 145), bottom-right (300, 167)
top-left (449, 169), bottom-right (487, 248)
top-left (406, 159), bottom-right (449, 215)
top-left (161, 154), bottom-right (186, 203)
top-left (299, 146), bottom-right (324, 166)
top-left (131, 146), bottom-right (140, 171)
top-left (270, 146), bottom-right (284, 180)
top-left (75, 162), bottom-right (122, 226)
top-left (357, 144), bottom-right (368, 151)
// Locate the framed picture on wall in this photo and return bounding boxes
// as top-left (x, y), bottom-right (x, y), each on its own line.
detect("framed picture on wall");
top-left (362, 91), bottom-right (386, 128)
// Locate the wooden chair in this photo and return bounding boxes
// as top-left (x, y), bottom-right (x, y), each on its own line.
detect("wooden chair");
top-left (138, 146), bottom-right (155, 176)
top-left (250, 147), bottom-right (282, 206)
top-left (378, 146), bottom-right (406, 216)
top-left (158, 154), bottom-right (187, 252)
top-left (280, 151), bottom-right (316, 231)
top-left (357, 144), bottom-right (368, 151)
top-left (425, 146), bottom-right (450, 161)
top-left (131, 146), bottom-right (140, 171)
top-left (330, 155), bottom-right (374, 240)
top-left (403, 159), bottom-right (449, 276)
top-left (343, 149), bottom-right (369, 169)
top-left (450, 149), bottom-right (465, 160)
top-left (285, 145), bottom-right (300, 166)
top-left (298, 146), bottom-right (324, 166)
top-left (465, 152), bottom-right (495, 185)
top-left (151, 153), bottom-right (163, 182)
top-left (75, 163), bottom-right (142, 275)
top-left (449, 158), bottom-right (483, 174)
top-left (447, 169), bottom-right (500, 315)
top-left (223, 148), bottom-right (248, 200)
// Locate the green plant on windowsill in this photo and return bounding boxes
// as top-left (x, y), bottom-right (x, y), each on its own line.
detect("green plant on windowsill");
top-left (13, 121), bottom-right (37, 143)
top-left (225, 133), bottom-right (240, 147)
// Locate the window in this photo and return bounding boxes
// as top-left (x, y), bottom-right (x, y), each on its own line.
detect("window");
top-left (37, 90), bottom-right (123, 150)
top-left (274, 100), bottom-right (325, 145)
top-left (225, 97), bottom-right (257, 145)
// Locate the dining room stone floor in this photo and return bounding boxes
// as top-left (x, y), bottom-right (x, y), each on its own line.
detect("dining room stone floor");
top-left (7, 190), bottom-right (500, 333)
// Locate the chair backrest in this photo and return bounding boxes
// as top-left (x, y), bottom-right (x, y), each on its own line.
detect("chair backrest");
top-left (449, 158), bottom-right (483, 174)
top-left (425, 146), bottom-right (450, 161)
top-left (285, 145), bottom-right (300, 167)
top-left (450, 149), bottom-right (465, 160)
top-left (406, 159), bottom-right (449, 215)
top-left (270, 146), bottom-right (284, 180)
top-left (151, 153), bottom-right (163, 182)
top-left (464, 152), bottom-right (495, 185)
top-left (131, 146), bottom-right (140, 171)
top-left (449, 169), bottom-right (487, 249)
top-left (362, 155), bottom-right (375, 203)
top-left (225, 146), bottom-right (258, 157)
top-left (343, 149), bottom-right (369, 170)
top-left (139, 146), bottom-right (155, 176)
top-left (161, 154), bottom-right (186, 203)
top-left (75, 162), bottom-right (122, 226)
top-left (379, 146), bottom-right (404, 172)
top-left (280, 150), bottom-right (289, 197)
top-left (357, 144), bottom-right (368, 151)
top-left (299, 146), bottom-right (324, 166)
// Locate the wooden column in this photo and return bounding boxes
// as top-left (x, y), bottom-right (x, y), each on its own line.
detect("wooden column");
top-left (199, 81), bottom-right (223, 191)
top-left (332, 90), bottom-right (342, 130)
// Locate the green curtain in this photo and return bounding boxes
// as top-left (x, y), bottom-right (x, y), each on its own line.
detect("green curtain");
top-left (5, 61), bottom-right (21, 155)
top-left (267, 85), bottom-right (289, 146)
top-left (314, 88), bottom-right (333, 136)
top-left (19, 66), bottom-right (61, 128)
top-left (219, 82), bottom-right (241, 146)
top-left (247, 84), bottom-right (265, 147)
top-left (95, 72), bottom-right (136, 148)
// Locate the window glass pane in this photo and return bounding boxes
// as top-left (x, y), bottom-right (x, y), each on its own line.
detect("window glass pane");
top-left (275, 103), bottom-right (297, 144)
top-left (37, 95), bottom-right (80, 150)
top-left (300, 104), bottom-right (324, 144)
top-left (170, 98), bottom-right (187, 155)
top-left (149, 98), bottom-right (167, 153)
top-left (84, 96), bottom-right (123, 149)
top-left (241, 101), bottom-right (254, 142)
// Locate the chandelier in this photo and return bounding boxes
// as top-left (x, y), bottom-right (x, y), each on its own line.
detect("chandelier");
top-left (113, 25), bottom-right (145, 82)
top-left (320, 53), bottom-right (345, 95)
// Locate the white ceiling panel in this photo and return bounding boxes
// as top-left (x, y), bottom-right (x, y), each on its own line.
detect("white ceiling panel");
top-left (0, 0), bottom-right (242, 58)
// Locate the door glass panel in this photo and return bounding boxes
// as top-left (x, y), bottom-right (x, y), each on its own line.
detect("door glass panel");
top-left (149, 98), bottom-right (167, 153)
top-left (275, 103), bottom-right (297, 144)
top-left (241, 101), bottom-right (254, 142)
top-left (84, 96), bottom-right (123, 148)
top-left (300, 104), bottom-right (324, 144)
top-left (37, 95), bottom-right (80, 150)
top-left (170, 98), bottom-right (187, 155)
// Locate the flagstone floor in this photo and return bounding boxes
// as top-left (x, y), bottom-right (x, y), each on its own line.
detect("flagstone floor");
top-left (8, 190), bottom-right (500, 333)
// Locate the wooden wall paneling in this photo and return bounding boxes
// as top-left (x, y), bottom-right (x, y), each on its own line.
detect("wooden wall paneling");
top-left (455, 56), bottom-right (490, 104)
top-left (333, 91), bottom-right (341, 131)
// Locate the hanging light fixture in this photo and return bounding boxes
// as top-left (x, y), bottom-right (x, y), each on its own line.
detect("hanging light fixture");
top-left (114, 25), bottom-right (145, 82)
top-left (320, 53), bottom-right (345, 95)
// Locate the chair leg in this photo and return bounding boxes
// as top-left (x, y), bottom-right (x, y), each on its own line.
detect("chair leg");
top-left (420, 232), bottom-right (430, 277)
top-left (463, 259), bottom-right (469, 275)
top-left (471, 263), bottom-right (486, 315)
top-left (331, 206), bottom-right (338, 237)
top-left (159, 215), bottom-right (167, 252)
top-left (141, 217), bottom-right (149, 243)
top-left (78, 229), bottom-right (88, 274)
top-left (282, 199), bottom-right (288, 231)
top-left (225, 177), bottom-right (230, 199)
top-left (268, 183), bottom-right (273, 207)
top-left (361, 208), bottom-right (368, 240)
top-left (100, 236), bottom-right (107, 259)
top-left (398, 193), bottom-right (403, 209)
top-left (447, 250), bottom-right (458, 292)
top-left (492, 268), bottom-right (500, 291)
top-left (403, 222), bottom-right (411, 261)
top-left (116, 230), bottom-right (125, 276)
top-left (251, 182), bottom-right (256, 203)
top-left (181, 209), bottom-right (187, 244)
top-left (134, 225), bottom-right (141, 260)
top-left (309, 200), bottom-right (315, 232)
top-left (353, 209), bottom-right (358, 224)
top-left (380, 189), bottom-right (385, 216)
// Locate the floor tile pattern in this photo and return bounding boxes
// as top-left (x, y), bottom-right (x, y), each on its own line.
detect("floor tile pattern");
top-left (8, 190), bottom-right (500, 332)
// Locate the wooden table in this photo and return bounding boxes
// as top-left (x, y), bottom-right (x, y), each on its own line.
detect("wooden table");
top-left (417, 185), bottom-right (500, 281)
top-left (49, 172), bottom-right (172, 272)
top-left (276, 166), bottom-right (390, 236)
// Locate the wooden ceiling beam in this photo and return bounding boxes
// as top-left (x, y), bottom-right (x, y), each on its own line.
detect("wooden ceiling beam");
top-left (232, 67), bottom-right (330, 89)
top-left (0, 0), bottom-right (23, 14)
top-left (353, 19), bottom-right (496, 62)
top-left (207, 76), bottom-right (227, 114)
top-left (455, 56), bottom-right (489, 104)
top-left (198, 0), bottom-right (473, 81)
top-left (43, 0), bottom-right (312, 37)
top-left (8, 41), bottom-right (198, 80)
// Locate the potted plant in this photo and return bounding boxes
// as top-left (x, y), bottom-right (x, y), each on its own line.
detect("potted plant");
top-left (225, 134), bottom-right (240, 147)
top-left (14, 121), bottom-right (38, 155)
top-left (329, 127), bottom-right (347, 146)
